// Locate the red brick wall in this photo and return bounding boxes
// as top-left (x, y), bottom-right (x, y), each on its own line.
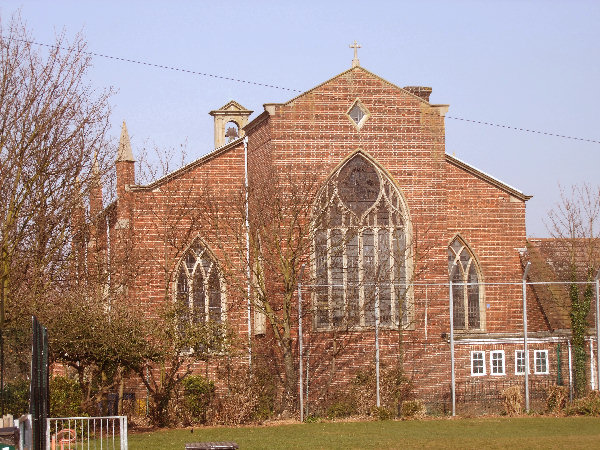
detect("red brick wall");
top-left (101, 67), bottom-right (559, 411)
top-left (240, 67), bottom-right (549, 405)
top-left (446, 161), bottom-right (529, 333)
top-left (110, 141), bottom-right (250, 377)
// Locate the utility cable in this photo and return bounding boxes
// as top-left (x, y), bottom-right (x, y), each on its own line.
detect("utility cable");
top-left (9, 36), bottom-right (600, 144)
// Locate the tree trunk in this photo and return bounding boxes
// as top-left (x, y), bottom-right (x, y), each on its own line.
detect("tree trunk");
top-left (117, 368), bottom-right (124, 415)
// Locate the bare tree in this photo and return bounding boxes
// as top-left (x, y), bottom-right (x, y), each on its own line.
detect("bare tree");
top-left (127, 148), bottom-right (235, 426)
top-left (198, 155), bottom-right (423, 415)
top-left (547, 184), bottom-right (600, 397)
top-left (0, 15), bottom-right (113, 322)
top-left (0, 14), bottom-right (113, 398)
top-left (193, 159), bottom-right (321, 415)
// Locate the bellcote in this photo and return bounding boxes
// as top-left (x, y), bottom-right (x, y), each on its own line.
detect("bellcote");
top-left (208, 101), bottom-right (253, 148)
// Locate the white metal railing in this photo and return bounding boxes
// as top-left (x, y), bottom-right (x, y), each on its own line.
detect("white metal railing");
top-left (46, 416), bottom-right (127, 450)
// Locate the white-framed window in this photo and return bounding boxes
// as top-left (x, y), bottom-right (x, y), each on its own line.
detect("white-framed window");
top-left (534, 350), bottom-right (549, 374)
top-left (490, 350), bottom-right (505, 375)
top-left (313, 152), bottom-right (412, 330)
top-left (471, 351), bottom-right (485, 376)
top-left (515, 350), bottom-right (527, 375)
top-left (448, 237), bottom-right (484, 331)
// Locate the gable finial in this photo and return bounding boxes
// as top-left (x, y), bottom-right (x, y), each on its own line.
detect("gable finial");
top-left (350, 40), bottom-right (361, 68)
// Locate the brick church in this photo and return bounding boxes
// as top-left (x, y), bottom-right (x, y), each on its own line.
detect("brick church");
top-left (92, 53), bottom-right (578, 413)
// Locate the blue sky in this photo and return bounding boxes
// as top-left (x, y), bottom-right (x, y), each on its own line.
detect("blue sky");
top-left (2, 0), bottom-right (599, 236)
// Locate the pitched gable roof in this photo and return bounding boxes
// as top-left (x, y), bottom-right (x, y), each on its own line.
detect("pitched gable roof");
top-left (131, 136), bottom-right (244, 191)
top-left (209, 100), bottom-right (252, 115)
top-left (283, 66), bottom-right (435, 107)
top-left (446, 154), bottom-right (532, 201)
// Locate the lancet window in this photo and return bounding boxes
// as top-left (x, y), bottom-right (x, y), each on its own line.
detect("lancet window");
top-left (313, 153), bottom-right (411, 330)
top-left (448, 237), bottom-right (484, 331)
top-left (176, 241), bottom-right (224, 324)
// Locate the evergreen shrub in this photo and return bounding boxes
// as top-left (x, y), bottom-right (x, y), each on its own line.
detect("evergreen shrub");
top-left (1, 379), bottom-right (29, 417)
top-left (50, 376), bottom-right (84, 417)
top-left (182, 375), bottom-right (215, 424)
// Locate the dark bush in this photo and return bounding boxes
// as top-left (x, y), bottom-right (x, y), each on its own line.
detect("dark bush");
top-left (351, 365), bottom-right (412, 418)
top-left (325, 395), bottom-right (357, 419)
top-left (50, 376), bottom-right (84, 417)
top-left (182, 375), bottom-right (215, 424)
top-left (1, 379), bottom-right (29, 417)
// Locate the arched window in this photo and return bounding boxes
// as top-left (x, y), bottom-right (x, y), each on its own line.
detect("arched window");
top-left (313, 152), bottom-right (411, 329)
top-left (176, 240), bottom-right (224, 324)
top-left (448, 237), bottom-right (484, 331)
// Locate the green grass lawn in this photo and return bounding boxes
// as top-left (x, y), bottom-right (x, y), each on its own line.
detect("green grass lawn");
top-left (128, 416), bottom-right (600, 449)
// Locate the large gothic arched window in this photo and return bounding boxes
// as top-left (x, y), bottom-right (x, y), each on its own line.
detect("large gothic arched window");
top-left (448, 237), bottom-right (484, 331)
top-left (176, 240), bottom-right (224, 324)
top-left (313, 152), bottom-right (411, 330)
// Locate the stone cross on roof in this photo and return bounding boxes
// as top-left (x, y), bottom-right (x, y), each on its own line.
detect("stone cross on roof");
top-left (350, 40), bottom-right (361, 68)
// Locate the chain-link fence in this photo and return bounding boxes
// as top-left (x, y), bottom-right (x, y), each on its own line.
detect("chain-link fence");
top-left (282, 274), bottom-right (600, 417)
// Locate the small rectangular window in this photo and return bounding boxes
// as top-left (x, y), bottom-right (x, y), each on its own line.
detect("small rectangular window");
top-left (471, 351), bottom-right (485, 376)
top-left (490, 350), bottom-right (505, 375)
top-left (515, 350), bottom-right (527, 375)
top-left (534, 350), bottom-right (549, 374)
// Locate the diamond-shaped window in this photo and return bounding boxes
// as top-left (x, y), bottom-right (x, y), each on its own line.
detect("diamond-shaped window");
top-left (347, 100), bottom-right (369, 129)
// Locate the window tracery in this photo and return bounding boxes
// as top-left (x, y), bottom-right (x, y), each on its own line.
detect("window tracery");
top-left (176, 241), bottom-right (224, 324)
top-left (448, 237), bottom-right (484, 331)
top-left (313, 153), bottom-right (411, 330)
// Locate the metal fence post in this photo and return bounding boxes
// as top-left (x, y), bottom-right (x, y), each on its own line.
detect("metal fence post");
top-left (375, 285), bottom-right (380, 408)
top-left (31, 316), bottom-right (49, 450)
top-left (449, 262), bottom-right (457, 417)
top-left (121, 416), bottom-right (128, 450)
top-left (522, 262), bottom-right (531, 412)
top-left (298, 264), bottom-right (305, 422)
top-left (244, 135), bottom-right (252, 369)
top-left (595, 268), bottom-right (600, 392)
top-left (45, 418), bottom-right (50, 450)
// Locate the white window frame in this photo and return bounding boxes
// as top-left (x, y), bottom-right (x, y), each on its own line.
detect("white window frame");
top-left (534, 350), bottom-right (549, 374)
top-left (515, 350), bottom-right (527, 375)
top-left (490, 350), bottom-right (505, 376)
top-left (471, 351), bottom-right (486, 376)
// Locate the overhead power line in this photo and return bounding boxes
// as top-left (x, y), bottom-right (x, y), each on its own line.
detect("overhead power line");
top-left (10, 37), bottom-right (303, 93)
top-left (10, 36), bottom-right (600, 145)
top-left (444, 116), bottom-right (599, 144)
